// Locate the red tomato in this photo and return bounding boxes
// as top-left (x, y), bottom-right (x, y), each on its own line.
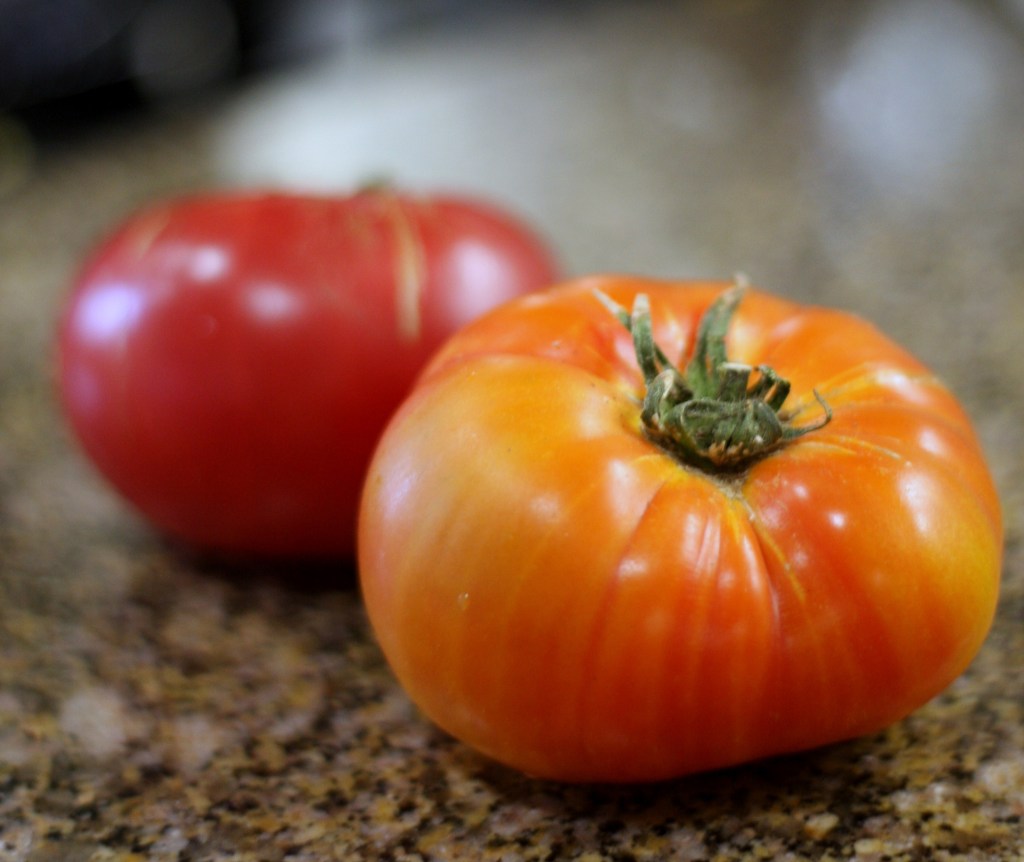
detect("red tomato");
top-left (56, 189), bottom-right (559, 557)
top-left (358, 277), bottom-right (1002, 782)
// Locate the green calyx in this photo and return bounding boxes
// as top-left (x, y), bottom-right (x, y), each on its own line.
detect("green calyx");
top-left (597, 286), bottom-right (832, 472)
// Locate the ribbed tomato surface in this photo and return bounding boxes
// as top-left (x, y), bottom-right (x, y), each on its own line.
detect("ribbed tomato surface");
top-left (358, 277), bottom-right (1001, 781)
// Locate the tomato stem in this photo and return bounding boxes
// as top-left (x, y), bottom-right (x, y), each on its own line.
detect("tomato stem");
top-left (597, 285), bottom-right (832, 471)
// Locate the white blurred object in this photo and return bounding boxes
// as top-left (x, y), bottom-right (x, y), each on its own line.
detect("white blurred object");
top-left (810, 0), bottom-right (1013, 204)
top-left (213, 13), bottom-right (599, 207)
top-left (210, 4), bottom-right (751, 276)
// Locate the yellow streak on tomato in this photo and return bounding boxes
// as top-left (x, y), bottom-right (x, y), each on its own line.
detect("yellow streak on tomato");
top-left (384, 196), bottom-right (426, 341)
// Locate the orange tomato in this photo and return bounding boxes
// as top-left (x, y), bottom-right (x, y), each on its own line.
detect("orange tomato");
top-left (358, 277), bottom-right (1002, 782)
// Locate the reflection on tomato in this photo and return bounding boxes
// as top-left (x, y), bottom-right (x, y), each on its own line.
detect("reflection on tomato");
top-left (56, 189), bottom-right (559, 557)
top-left (359, 277), bottom-right (1002, 782)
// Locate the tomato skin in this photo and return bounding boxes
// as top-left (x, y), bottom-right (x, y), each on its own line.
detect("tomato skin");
top-left (358, 277), bottom-right (1002, 782)
top-left (56, 189), bottom-right (559, 557)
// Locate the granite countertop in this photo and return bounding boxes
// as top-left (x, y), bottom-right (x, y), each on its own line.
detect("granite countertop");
top-left (1, 2), bottom-right (1022, 860)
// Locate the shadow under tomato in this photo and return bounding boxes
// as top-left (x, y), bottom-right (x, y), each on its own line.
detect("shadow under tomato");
top-left (451, 731), bottom-right (893, 833)
top-left (161, 538), bottom-right (360, 595)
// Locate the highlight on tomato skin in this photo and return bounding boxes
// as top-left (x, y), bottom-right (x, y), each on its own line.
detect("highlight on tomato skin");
top-left (357, 275), bottom-right (1003, 783)
top-left (55, 187), bottom-right (560, 558)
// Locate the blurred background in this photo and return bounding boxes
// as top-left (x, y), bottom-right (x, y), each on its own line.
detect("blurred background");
top-left (1, 0), bottom-right (1023, 509)
top-left (4, 0), bottom-right (1024, 275)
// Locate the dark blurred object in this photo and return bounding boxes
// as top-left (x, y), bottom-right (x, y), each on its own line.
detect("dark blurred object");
top-left (2, 0), bottom-right (239, 113)
top-left (0, 0), bottom-right (472, 131)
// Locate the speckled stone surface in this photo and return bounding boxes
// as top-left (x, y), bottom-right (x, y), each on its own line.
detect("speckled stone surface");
top-left (1, 2), bottom-right (1022, 860)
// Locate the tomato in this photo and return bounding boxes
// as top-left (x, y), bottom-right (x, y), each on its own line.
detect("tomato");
top-left (358, 276), bottom-right (1002, 782)
top-left (56, 188), bottom-right (559, 557)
